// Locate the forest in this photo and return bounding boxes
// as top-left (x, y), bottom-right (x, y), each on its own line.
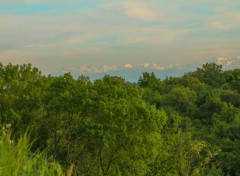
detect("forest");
top-left (0, 62), bottom-right (240, 176)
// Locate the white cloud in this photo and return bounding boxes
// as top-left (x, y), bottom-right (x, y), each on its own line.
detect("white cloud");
top-left (143, 63), bottom-right (149, 68)
top-left (216, 56), bottom-right (234, 66)
top-left (226, 59), bottom-right (233, 66)
top-left (139, 63), bottom-right (185, 71)
top-left (120, 2), bottom-right (162, 21)
top-left (151, 64), bottom-right (165, 71)
top-left (75, 66), bottom-right (92, 72)
top-left (71, 65), bottom-right (118, 73)
top-left (66, 62), bottom-right (186, 74)
top-left (101, 65), bottom-right (118, 72)
top-left (124, 64), bottom-right (133, 68)
top-left (216, 57), bottom-right (226, 64)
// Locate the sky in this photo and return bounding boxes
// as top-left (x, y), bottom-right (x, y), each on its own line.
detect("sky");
top-left (1, 0), bottom-right (240, 81)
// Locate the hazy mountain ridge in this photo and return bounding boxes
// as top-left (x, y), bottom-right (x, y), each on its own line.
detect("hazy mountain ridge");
top-left (62, 56), bottom-right (240, 82)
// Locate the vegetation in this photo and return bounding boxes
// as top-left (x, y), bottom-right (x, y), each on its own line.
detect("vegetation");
top-left (0, 62), bottom-right (240, 175)
top-left (0, 126), bottom-right (64, 176)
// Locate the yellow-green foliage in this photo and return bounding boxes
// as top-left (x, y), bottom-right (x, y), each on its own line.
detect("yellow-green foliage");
top-left (0, 128), bottom-right (64, 176)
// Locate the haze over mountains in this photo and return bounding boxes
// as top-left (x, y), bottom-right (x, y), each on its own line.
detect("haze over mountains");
top-left (60, 56), bottom-right (240, 82)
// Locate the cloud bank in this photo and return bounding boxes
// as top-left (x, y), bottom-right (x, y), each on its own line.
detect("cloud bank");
top-left (0, 0), bottom-right (240, 78)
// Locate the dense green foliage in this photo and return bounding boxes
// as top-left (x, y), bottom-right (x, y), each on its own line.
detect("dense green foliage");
top-left (0, 62), bottom-right (240, 175)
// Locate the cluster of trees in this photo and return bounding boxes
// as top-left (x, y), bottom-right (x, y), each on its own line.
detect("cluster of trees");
top-left (0, 62), bottom-right (240, 175)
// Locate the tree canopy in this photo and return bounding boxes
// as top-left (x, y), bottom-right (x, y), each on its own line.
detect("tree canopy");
top-left (0, 62), bottom-right (240, 175)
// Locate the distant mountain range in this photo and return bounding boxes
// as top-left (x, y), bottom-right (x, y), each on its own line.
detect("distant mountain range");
top-left (59, 56), bottom-right (240, 82)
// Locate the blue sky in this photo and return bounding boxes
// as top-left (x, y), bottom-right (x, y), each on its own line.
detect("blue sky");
top-left (1, 0), bottom-right (240, 81)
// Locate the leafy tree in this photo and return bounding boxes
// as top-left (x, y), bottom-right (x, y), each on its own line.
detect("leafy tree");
top-left (188, 63), bottom-right (224, 87)
top-left (223, 69), bottom-right (240, 92)
top-left (138, 72), bottom-right (162, 91)
top-left (162, 86), bottom-right (197, 115)
top-left (70, 75), bottom-right (168, 175)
